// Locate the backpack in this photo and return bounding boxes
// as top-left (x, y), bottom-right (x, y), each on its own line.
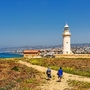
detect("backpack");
top-left (47, 71), bottom-right (51, 74)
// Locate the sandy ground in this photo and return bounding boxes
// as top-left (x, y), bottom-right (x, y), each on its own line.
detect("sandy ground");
top-left (19, 60), bottom-right (90, 90)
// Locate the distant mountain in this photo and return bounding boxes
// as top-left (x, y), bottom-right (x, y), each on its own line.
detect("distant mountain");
top-left (0, 45), bottom-right (61, 53)
top-left (71, 43), bottom-right (90, 47)
top-left (0, 43), bottom-right (90, 53)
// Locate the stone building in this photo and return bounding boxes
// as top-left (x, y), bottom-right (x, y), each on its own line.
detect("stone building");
top-left (23, 50), bottom-right (41, 58)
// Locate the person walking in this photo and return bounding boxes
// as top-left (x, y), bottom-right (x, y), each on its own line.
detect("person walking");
top-left (46, 67), bottom-right (51, 80)
top-left (57, 67), bottom-right (63, 82)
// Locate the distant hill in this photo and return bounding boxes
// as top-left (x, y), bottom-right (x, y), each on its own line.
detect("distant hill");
top-left (71, 43), bottom-right (90, 47)
top-left (0, 43), bottom-right (90, 53)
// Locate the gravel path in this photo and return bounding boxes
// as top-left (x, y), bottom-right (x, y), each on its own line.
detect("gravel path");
top-left (19, 60), bottom-right (90, 90)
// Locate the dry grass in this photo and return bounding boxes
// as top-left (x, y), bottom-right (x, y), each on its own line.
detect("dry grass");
top-left (0, 59), bottom-right (44, 90)
top-left (67, 79), bottom-right (90, 90)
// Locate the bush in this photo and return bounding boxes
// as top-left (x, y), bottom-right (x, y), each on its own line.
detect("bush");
top-left (11, 66), bottom-right (20, 71)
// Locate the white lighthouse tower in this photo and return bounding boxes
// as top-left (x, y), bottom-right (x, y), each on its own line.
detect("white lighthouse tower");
top-left (62, 23), bottom-right (71, 54)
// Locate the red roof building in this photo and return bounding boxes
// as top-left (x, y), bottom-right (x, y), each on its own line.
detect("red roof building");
top-left (23, 50), bottom-right (41, 58)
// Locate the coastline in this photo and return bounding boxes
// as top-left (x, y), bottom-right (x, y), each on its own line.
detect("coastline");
top-left (0, 52), bottom-right (23, 58)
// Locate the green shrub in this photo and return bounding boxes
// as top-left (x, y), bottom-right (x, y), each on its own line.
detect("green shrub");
top-left (11, 66), bottom-right (20, 71)
top-left (50, 66), bottom-right (59, 70)
top-left (25, 78), bottom-right (35, 83)
top-left (0, 88), bottom-right (6, 90)
top-left (16, 78), bottom-right (22, 82)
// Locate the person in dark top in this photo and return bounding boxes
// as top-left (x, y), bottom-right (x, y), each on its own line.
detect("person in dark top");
top-left (46, 67), bottom-right (51, 80)
top-left (57, 67), bottom-right (63, 82)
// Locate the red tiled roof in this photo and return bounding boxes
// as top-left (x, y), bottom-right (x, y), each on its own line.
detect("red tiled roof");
top-left (23, 50), bottom-right (40, 54)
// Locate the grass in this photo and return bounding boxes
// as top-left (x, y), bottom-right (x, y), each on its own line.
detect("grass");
top-left (63, 67), bottom-right (90, 77)
top-left (0, 88), bottom-right (6, 90)
top-left (25, 78), bottom-right (36, 83)
top-left (0, 58), bottom-right (90, 90)
top-left (67, 79), bottom-right (90, 90)
top-left (0, 59), bottom-right (44, 90)
top-left (27, 58), bottom-right (90, 77)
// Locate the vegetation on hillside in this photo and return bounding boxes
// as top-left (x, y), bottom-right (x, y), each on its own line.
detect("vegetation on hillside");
top-left (0, 58), bottom-right (90, 90)
top-left (27, 58), bottom-right (90, 77)
top-left (0, 59), bottom-right (44, 90)
top-left (68, 79), bottom-right (90, 90)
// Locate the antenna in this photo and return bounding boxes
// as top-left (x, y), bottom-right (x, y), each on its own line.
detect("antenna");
top-left (66, 22), bottom-right (68, 25)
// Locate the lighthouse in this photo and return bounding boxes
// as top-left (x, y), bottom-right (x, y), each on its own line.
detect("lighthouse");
top-left (62, 23), bottom-right (71, 54)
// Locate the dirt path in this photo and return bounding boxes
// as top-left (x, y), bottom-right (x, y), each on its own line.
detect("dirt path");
top-left (19, 60), bottom-right (90, 90)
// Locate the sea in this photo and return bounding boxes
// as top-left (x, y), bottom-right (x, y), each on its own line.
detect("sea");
top-left (0, 53), bottom-right (23, 58)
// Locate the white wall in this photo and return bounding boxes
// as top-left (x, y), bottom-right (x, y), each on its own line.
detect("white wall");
top-left (63, 36), bottom-right (71, 54)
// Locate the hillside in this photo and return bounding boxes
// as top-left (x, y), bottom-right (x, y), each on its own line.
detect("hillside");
top-left (19, 60), bottom-right (90, 90)
top-left (0, 60), bottom-right (43, 90)
top-left (0, 58), bottom-right (90, 90)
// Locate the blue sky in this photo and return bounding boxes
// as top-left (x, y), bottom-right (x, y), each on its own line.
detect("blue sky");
top-left (0, 0), bottom-right (90, 48)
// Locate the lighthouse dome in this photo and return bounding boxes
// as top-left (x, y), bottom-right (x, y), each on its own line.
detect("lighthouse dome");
top-left (64, 23), bottom-right (69, 27)
top-left (64, 23), bottom-right (69, 30)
